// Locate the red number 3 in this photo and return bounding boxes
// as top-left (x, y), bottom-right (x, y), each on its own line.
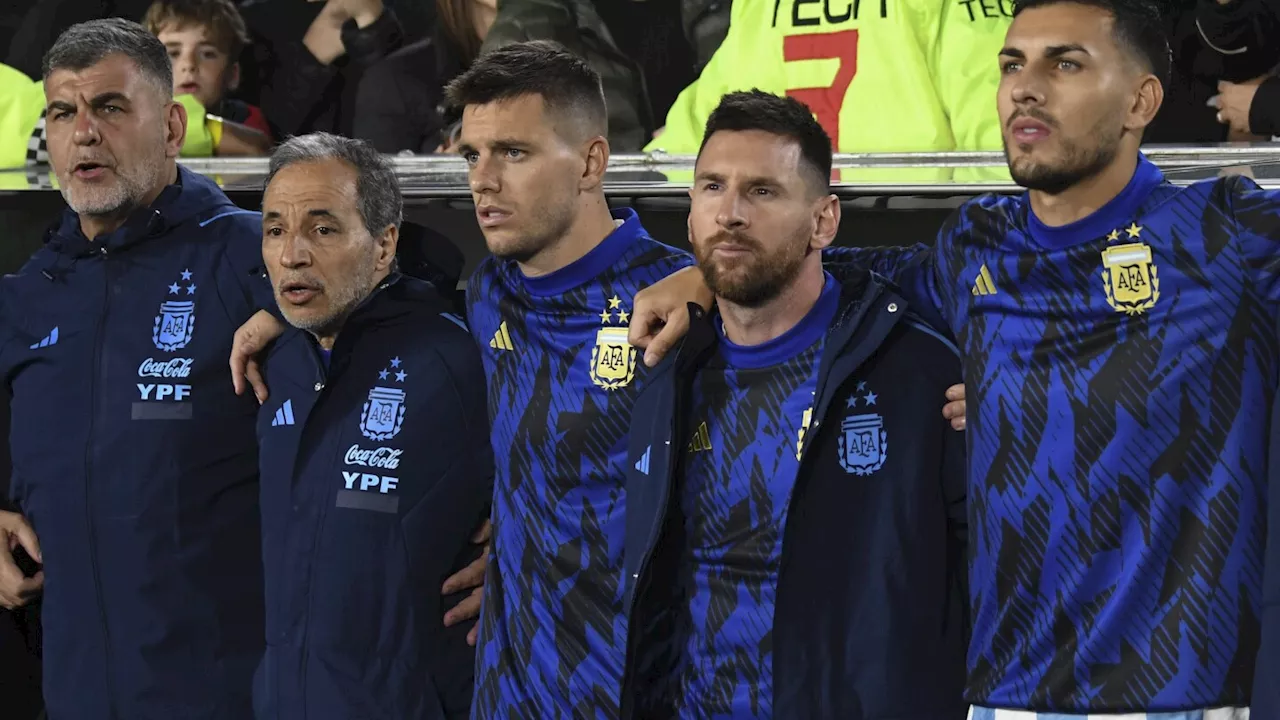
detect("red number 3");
top-left (783, 30), bottom-right (859, 150)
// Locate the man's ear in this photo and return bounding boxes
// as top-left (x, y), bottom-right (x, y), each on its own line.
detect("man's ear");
top-left (376, 225), bottom-right (400, 272)
top-left (811, 194), bottom-right (840, 251)
top-left (166, 97), bottom-right (188, 159)
top-left (579, 135), bottom-right (610, 192)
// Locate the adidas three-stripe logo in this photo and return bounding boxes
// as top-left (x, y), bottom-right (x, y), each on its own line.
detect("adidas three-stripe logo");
top-left (489, 321), bottom-right (514, 351)
top-left (635, 446), bottom-right (651, 475)
top-left (30, 327), bottom-right (58, 349)
top-left (271, 399), bottom-right (295, 427)
top-left (972, 263), bottom-right (997, 296)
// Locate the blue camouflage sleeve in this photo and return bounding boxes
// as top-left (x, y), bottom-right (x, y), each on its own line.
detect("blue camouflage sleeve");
top-left (821, 243), bottom-right (953, 336)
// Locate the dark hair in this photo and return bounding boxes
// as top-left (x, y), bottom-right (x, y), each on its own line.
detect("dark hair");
top-left (435, 0), bottom-right (485, 66)
top-left (443, 40), bottom-right (607, 138)
top-left (267, 133), bottom-right (404, 237)
top-left (43, 18), bottom-right (174, 95)
top-left (1013, 0), bottom-right (1171, 86)
top-left (700, 90), bottom-right (833, 192)
top-left (142, 0), bottom-right (252, 62)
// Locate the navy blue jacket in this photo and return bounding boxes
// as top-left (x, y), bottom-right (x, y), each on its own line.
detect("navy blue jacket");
top-left (621, 270), bottom-right (969, 720)
top-left (0, 167), bottom-right (270, 718)
top-left (253, 274), bottom-right (492, 720)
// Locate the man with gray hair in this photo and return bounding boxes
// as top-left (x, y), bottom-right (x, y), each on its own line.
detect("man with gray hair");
top-left (0, 16), bottom-right (273, 720)
top-left (252, 132), bottom-right (492, 720)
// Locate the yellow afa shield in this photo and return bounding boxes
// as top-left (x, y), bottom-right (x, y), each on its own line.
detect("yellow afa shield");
top-left (590, 326), bottom-right (636, 390)
top-left (1101, 242), bottom-right (1159, 315)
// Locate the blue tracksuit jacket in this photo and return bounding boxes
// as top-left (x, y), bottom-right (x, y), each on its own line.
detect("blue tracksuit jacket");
top-left (253, 274), bottom-right (492, 720)
top-left (621, 269), bottom-right (970, 719)
top-left (0, 167), bottom-right (270, 718)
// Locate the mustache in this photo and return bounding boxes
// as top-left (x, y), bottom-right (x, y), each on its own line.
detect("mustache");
top-left (701, 229), bottom-right (763, 252)
top-left (1006, 107), bottom-right (1058, 130)
top-left (275, 273), bottom-right (325, 291)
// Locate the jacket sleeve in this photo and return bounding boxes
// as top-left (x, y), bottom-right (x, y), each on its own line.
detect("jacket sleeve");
top-left (1249, 75), bottom-right (1280, 137)
top-left (258, 8), bottom-right (404, 137)
top-left (410, 324), bottom-right (494, 718)
top-left (937, 356), bottom-right (969, 645)
top-left (1196, 0), bottom-right (1280, 80)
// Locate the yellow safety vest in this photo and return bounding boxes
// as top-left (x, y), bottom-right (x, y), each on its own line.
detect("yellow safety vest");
top-left (649, 0), bottom-right (1014, 182)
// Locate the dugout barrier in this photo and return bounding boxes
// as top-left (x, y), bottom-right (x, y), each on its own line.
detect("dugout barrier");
top-left (1, 145), bottom-right (1279, 280)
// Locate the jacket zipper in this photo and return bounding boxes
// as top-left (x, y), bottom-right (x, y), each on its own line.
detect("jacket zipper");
top-left (85, 245), bottom-right (115, 715)
top-left (294, 340), bottom-right (330, 713)
top-left (620, 380), bottom-right (690, 717)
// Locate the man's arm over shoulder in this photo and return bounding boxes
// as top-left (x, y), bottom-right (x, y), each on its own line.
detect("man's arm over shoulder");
top-left (1221, 175), bottom-right (1280, 302)
top-left (822, 243), bottom-right (951, 332)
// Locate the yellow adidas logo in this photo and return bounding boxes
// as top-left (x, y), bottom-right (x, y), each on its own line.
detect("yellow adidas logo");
top-left (688, 421), bottom-right (712, 452)
top-left (489, 321), bottom-right (514, 351)
top-left (972, 264), bottom-right (997, 296)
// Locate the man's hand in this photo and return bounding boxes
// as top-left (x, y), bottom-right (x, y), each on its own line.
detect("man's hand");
top-left (942, 383), bottom-right (966, 431)
top-left (442, 519), bottom-right (491, 646)
top-left (628, 266), bottom-right (714, 367)
top-left (303, 0), bottom-right (351, 65)
top-left (230, 310), bottom-right (286, 404)
top-left (341, 0), bottom-right (386, 27)
top-left (1213, 76), bottom-right (1268, 135)
top-left (0, 510), bottom-right (42, 609)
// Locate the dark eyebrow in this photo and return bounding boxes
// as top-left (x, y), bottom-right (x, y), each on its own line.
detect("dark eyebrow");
top-left (695, 170), bottom-right (782, 188)
top-left (263, 211), bottom-right (281, 221)
top-left (998, 47), bottom-right (1026, 59)
top-left (1045, 43), bottom-right (1089, 58)
top-left (307, 209), bottom-right (340, 221)
top-left (89, 92), bottom-right (129, 109)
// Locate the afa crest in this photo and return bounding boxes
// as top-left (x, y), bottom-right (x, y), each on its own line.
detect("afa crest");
top-left (590, 294), bottom-right (637, 390)
top-left (839, 413), bottom-right (888, 476)
top-left (1101, 226), bottom-right (1159, 315)
top-left (153, 268), bottom-right (198, 351)
top-left (359, 356), bottom-right (409, 441)
top-left (154, 301), bottom-right (196, 351)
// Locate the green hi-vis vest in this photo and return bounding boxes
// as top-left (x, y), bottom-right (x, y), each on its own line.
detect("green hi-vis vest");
top-left (648, 0), bottom-right (1013, 181)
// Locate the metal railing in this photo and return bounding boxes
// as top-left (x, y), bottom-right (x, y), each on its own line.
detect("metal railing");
top-left (5, 144), bottom-right (1280, 197)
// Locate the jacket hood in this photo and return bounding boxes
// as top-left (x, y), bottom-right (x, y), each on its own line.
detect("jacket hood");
top-left (46, 165), bottom-right (239, 257)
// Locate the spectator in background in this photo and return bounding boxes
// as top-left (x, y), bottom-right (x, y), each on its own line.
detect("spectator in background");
top-left (142, 0), bottom-right (272, 157)
top-left (143, 0), bottom-right (271, 137)
top-left (1201, 0), bottom-right (1280, 138)
top-left (478, 0), bottom-right (731, 151)
top-left (647, 0), bottom-right (1010, 159)
top-left (353, 0), bottom-right (497, 154)
top-left (251, 0), bottom-right (404, 139)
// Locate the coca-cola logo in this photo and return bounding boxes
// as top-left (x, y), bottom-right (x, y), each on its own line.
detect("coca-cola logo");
top-left (138, 357), bottom-right (194, 378)
top-left (345, 445), bottom-right (402, 470)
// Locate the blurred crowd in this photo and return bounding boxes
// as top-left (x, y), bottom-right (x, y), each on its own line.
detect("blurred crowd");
top-left (1, 0), bottom-right (1278, 171)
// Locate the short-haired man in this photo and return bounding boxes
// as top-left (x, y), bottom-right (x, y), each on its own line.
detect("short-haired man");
top-left (623, 91), bottom-right (968, 720)
top-left (254, 132), bottom-right (492, 719)
top-left (0, 17), bottom-right (271, 719)
top-left (632, 0), bottom-right (1280, 716)
top-left (444, 41), bottom-right (696, 718)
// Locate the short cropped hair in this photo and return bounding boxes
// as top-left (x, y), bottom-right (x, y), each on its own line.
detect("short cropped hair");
top-left (43, 18), bottom-right (174, 96)
top-left (700, 90), bottom-right (833, 192)
top-left (443, 40), bottom-right (608, 139)
top-left (142, 0), bottom-right (252, 61)
top-left (267, 133), bottom-right (404, 237)
top-left (1013, 0), bottom-right (1171, 87)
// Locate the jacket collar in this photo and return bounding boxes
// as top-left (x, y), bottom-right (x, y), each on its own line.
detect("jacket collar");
top-left (672, 265), bottom-right (889, 376)
top-left (44, 165), bottom-right (236, 258)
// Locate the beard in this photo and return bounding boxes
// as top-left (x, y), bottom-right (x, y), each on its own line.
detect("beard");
top-left (278, 251), bottom-right (379, 338)
top-left (694, 227), bottom-right (808, 308)
top-left (1004, 112), bottom-right (1124, 195)
top-left (58, 145), bottom-right (168, 218)
top-left (485, 195), bottom-right (576, 265)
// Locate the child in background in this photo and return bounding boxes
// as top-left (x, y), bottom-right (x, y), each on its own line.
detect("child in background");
top-left (143, 0), bottom-right (272, 155)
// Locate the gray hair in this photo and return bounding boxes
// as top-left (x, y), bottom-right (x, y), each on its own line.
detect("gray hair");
top-left (43, 18), bottom-right (173, 97)
top-left (267, 133), bottom-right (404, 237)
